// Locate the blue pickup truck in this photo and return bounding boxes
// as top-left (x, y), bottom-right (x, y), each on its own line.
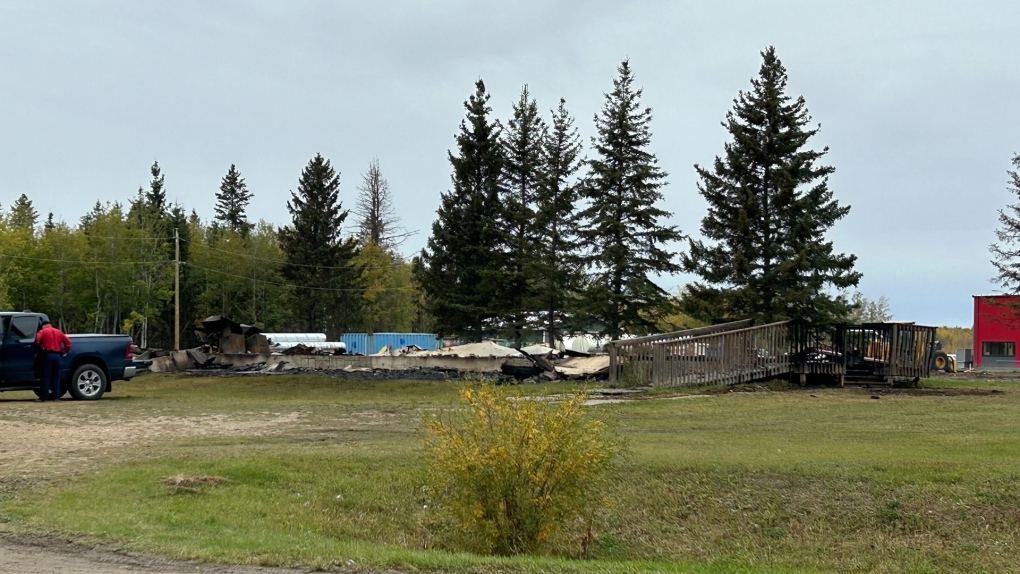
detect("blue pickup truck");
top-left (0, 312), bottom-right (137, 400)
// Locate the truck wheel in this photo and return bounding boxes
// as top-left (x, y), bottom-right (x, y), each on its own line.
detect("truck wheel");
top-left (933, 351), bottom-right (949, 372)
top-left (69, 364), bottom-right (107, 400)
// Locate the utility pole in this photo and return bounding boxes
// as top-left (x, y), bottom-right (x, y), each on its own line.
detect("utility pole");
top-left (174, 227), bottom-right (180, 351)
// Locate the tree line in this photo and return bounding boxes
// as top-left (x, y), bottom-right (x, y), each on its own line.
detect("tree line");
top-left (420, 47), bottom-right (862, 345)
top-left (2, 46), bottom-right (921, 349)
top-left (0, 155), bottom-right (420, 349)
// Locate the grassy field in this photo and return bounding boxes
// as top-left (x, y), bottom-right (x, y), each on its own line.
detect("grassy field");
top-left (2, 374), bottom-right (1020, 573)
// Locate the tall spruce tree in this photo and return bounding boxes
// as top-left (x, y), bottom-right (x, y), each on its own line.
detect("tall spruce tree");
top-left (682, 47), bottom-right (860, 329)
top-left (8, 194), bottom-right (39, 232)
top-left (418, 80), bottom-right (504, 341)
top-left (278, 154), bottom-right (360, 334)
top-left (146, 161), bottom-right (167, 220)
top-left (578, 60), bottom-right (682, 339)
top-left (990, 153), bottom-right (1020, 299)
top-left (497, 85), bottom-right (546, 348)
top-left (534, 98), bottom-right (584, 345)
top-left (128, 161), bottom-right (168, 234)
top-left (214, 164), bottom-right (254, 236)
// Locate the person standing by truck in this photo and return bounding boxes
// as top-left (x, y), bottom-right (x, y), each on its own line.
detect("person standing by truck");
top-left (34, 319), bottom-right (71, 401)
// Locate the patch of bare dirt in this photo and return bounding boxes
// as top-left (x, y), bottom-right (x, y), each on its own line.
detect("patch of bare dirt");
top-left (0, 403), bottom-right (303, 479)
top-left (931, 370), bottom-right (1020, 382)
top-left (0, 534), bottom-right (316, 573)
top-left (855, 387), bottom-right (1006, 397)
top-left (0, 402), bottom-right (395, 573)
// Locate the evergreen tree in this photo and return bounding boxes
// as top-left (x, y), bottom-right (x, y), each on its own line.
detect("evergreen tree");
top-left (2, 195), bottom-right (42, 311)
top-left (682, 47), bottom-right (860, 329)
top-left (146, 161), bottom-right (167, 219)
top-left (214, 164), bottom-right (254, 236)
top-left (128, 161), bottom-right (169, 234)
top-left (44, 212), bottom-right (55, 232)
top-left (991, 153), bottom-right (1020, 302)
top-left (353, 158), bottom-right (406, 249)
top-left (8, 194), bottom-right (39, 232)
top-left (80, 201), bottom-right (105, 229)
top-left (534, 98), bottom-right (584, 345)
top-left (278, 154), bottom-right (361, 334)
top-left (127, 187), bottom-right (146, 226)
top-left (418, 80), bottom-right (504, 341)
top-left (497, 85), bottom-right (546, 348)
top-left (409, 255), bottom-right (436, 333)
top-left (578, 60), bottom-right (682, 339)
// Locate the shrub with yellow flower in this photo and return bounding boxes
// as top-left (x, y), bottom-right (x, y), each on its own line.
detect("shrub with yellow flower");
top-left (422, 383), bottom-right (620, 556)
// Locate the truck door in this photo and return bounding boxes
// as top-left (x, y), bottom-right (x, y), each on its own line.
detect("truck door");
top-left (2, 315), bottom-right (41, 383)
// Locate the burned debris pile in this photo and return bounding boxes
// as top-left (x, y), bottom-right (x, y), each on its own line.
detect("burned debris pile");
top-left (138, 315), bottom-right (610, 382)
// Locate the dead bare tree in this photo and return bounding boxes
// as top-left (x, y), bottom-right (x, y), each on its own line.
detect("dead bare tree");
top-left (353, 158), bottom-right (410, 249)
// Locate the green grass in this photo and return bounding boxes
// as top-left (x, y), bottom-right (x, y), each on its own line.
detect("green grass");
top-left (4, 374), bottom-right (1020, 573)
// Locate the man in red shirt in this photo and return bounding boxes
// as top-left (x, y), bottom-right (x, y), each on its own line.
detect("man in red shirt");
top-left (34, 319), bottom-right (71, 402)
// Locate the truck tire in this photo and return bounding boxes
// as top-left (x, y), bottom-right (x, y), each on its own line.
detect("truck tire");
top-left (68, 363), bottom-right (107, 400)
top-left (933, 351), bottom-right (950, 372)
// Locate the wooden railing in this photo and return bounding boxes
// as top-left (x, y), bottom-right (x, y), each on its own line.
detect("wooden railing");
top-left (608, 320), bottom-right (938, 387)
top-left (608, 320), bottom-right (793, 387)
top-left (835, 323), bottom-right (936, 382)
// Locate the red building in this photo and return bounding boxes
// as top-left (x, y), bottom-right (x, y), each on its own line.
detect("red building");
top-left (974, 295), bottom-right (1020, 369)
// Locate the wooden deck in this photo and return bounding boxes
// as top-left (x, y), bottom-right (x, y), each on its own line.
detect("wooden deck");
top-left (607, 321), bottom-right (936, 388)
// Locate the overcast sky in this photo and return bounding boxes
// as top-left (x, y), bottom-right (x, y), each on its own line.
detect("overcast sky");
top-left (2, 1), bottom-right (1018, 327)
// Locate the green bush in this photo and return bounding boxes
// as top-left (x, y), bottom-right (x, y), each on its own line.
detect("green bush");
top-left (422, 383), bottom-right (620, 556)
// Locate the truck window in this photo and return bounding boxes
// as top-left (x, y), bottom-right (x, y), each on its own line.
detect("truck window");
top-left (1, 317), bottom-right (7, 339)
top-left (7, 316), bottom-right (39, 340)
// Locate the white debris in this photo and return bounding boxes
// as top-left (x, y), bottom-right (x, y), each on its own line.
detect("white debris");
top-left (414, 340), bottom-right (523, 358)
top-left (520, 344), bottom-right (558, 356)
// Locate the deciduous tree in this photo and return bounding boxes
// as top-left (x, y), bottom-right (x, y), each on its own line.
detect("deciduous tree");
top-left (847, 292), bottom-right (893, 323)
top-left (355, 242), bottom-right (416, 334)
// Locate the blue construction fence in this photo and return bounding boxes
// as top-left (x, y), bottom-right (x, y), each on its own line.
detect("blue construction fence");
top-left (339, 333), bottom-right (443, 355)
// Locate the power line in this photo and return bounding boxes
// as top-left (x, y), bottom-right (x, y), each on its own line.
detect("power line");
top-left (179, 236), bottom-right (414, 271)
top-left (0, 253), bottom-right (166, 266)
top-left (187, 263), bottom-right (414, 293)
top-left (78, 235), bottom-right (177, 241)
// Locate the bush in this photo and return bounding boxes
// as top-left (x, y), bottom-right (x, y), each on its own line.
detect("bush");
top-left (422, 383), bottom-right (619, 556)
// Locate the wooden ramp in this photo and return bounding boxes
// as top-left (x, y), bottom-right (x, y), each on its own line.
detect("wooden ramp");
top-left (608, 320), bottom-right (796, 387)
top-left (607, 321), bottom-right (936, 388)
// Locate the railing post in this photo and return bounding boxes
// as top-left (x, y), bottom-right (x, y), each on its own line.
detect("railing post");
top-left (609, 343), bottom-right (618, 385)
